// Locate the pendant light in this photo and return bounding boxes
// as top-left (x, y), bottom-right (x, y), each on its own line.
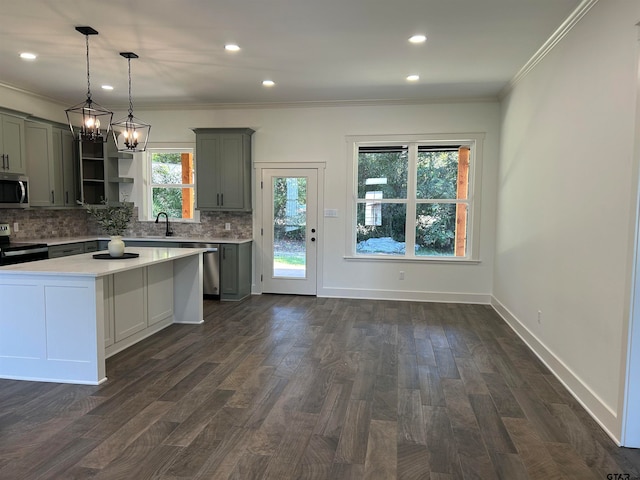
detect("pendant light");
top-left (65, 26), bottom-right (112, 143)
top-left (111, 52), bottom-right (150, 152)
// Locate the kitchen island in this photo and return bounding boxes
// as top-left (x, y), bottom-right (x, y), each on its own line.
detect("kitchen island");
top-left (0, 247), bottom-right (205, 385)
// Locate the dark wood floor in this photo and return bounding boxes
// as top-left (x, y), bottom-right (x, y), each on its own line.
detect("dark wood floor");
top-left (1, 295), bottom-right (639, 479)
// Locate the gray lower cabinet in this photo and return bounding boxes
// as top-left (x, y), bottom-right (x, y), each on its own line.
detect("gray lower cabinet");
top-left (95, 239), bottom-right (252, 300)
top-left (97, 240), bottom-right (180, 249)
top-left (193, 128), bottom-right (254, 212)
top-left (220, 242), bottom-right (251, 301)
top-left (48, 241), bottom-right (99, 258)
top-left (127, 241), bottom-right (180, 248)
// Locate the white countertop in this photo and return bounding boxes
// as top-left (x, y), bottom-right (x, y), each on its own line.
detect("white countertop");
top-left (14, 235), bottom-right (253, 247)
top-left (0, 247), bottom-right (206, 277)
top-left (37, 236), bottom-right (252, 246)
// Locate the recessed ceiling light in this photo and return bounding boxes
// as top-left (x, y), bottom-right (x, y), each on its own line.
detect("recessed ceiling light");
top-left (225, 44), bottom-right (240, 52)
top-left (406, 75), bottom-right (420, 82)
top-left (101, 85), bottom-right (114, 91)
top-left (262, 80), bottom-right (275, 87)
top-left (19, 52), bottom-right (37, 60)
top-left (408, 35), bottom-right (427, 44)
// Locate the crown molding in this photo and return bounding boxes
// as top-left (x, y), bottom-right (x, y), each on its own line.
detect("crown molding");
top-left (125, 96), bottom-right (499, 112)
top-left (499, 0), bottom-right (600, 99)
top-left (0, 81), bottom-right (66, 107)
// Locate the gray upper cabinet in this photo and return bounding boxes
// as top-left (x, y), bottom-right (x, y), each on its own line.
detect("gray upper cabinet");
top-left (0, 114), bottom-right (26, 174)
top-left (52, 127), bottom-right (78, 207)
top-left (25, 121), bottom-right (78, 207)
top-left (193, 128), bottom-right (254, 212)
top-left (25, 121), bottom-right (56, 206)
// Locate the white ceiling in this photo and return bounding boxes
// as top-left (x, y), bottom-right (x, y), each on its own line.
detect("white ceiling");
top-left (0, 0), bottom-right (583, 109)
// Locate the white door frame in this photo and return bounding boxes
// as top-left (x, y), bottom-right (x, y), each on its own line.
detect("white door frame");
top-left (621, 25), bottom-right (640, 448)
top-left (254, 162), bottom-right (325, 296)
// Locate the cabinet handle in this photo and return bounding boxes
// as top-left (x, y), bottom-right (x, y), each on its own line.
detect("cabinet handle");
top-left (1, 154), bottom-right (4, 169)
top-left (65, 191), bottom-right (69, 204)
top-left (216, 193), bottom-right (220, 206)
top-left (221, 193), bottom-right (223, 206)
top-left (51, 191), bottom-right (55, 203)
top-left (222, 246), bottom-right (226, 260)
top-left (5, 154), bottom-right (8, 169)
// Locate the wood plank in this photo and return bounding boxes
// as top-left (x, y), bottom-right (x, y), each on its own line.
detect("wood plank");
top-left (363, 419), bottom-right (397, 479)
top-left (397, 443), bottom-right (430, 480)
top-left (468, 394), bottom-right (517, 454)
top-left (294, 434), bottom-right (338, 480)
top-left (418, 364), bottom-right (446, 407)
top-left (481, 372), bottom-right (525, 418)
top-left (78, 400), bottom-right (174, 469)
top-left (334, 399), bottom-right (372, 464)
top-left (423, 405), bottom-right (461, 477)
top-left (0, 296), bottom-right (637, 479)
top-left (503, 417), bottom-right (567, 480)
top-left (434, 347), bottom-right (460, 379)
top-left (397, 389), bottom-right (426, 445)
top-left (162, 389), bottom-right (235, 447)
top-left (372, 374), bottom-right (397, 421)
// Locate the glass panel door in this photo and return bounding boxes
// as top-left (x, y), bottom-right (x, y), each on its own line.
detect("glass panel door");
top-left (262, 168), bottom-right (318, 295)
top-left (272, 176), bottom-right (307, 278)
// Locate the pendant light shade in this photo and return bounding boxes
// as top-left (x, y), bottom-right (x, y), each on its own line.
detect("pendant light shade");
top-left (65, 26), bottom-right (112, 143)
top-left (111, 52), bottom-right (150, 152)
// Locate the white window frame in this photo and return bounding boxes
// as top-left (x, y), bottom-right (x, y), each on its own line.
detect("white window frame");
top-left (145, 148), bottom-right (199, 223)
top-left (345, 133), bottom-right (484, 262)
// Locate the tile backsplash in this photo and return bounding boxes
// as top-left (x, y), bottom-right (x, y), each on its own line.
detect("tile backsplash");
top-left (0, 209), bottom-right (89, 240)
top-left (1, 208), bottom-right (253, 241)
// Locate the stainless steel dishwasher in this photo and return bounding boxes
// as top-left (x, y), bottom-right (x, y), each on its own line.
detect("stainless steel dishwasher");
top-left (180, 243), bottom-right (220, 297)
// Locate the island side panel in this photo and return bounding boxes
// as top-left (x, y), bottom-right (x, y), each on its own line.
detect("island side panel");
top-left (173, 252), bottom-right (204, 324)
top-left (0, 274), bottom-right (103, 385)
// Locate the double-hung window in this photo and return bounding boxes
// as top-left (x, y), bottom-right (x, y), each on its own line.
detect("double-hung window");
top-left (348, 134), bottom-right (483, 260)
top-left (147, 149), bottom-right (197, 221)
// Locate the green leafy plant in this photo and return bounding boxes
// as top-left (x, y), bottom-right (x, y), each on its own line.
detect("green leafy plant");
top-left (83, 199), bottom-right (134, 236)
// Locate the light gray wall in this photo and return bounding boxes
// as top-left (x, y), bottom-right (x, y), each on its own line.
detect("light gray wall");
top-left (1, 82), bottom-right (501, 302)
top-left (495, 0), bottom-right (639, 441)
top-left (126, 102), bottom-right (500, 302)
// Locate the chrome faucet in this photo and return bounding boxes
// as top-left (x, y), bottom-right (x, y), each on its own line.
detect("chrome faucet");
top-left (155, 212), bottom-right (174, 236)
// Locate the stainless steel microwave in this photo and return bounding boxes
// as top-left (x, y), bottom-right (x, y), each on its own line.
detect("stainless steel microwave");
top-left (0, 173), bottom-right (29, 208)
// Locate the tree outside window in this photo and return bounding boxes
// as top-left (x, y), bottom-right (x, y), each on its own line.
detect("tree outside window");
top-left (355, 142), bottom-right (472, 258)
top-left (149, 150), bottom-right (195, 220)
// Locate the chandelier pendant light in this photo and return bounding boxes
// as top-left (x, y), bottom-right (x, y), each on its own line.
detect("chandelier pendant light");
top-left (65, 26), bottom-right (112, 143)
top-left (111, 52), bottom-right (151, 152)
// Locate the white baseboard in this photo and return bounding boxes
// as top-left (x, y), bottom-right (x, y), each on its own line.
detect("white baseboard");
top-left (490, 296), bottom-right (621, 445)
top-left (318, 286), bottom-right (491, 304)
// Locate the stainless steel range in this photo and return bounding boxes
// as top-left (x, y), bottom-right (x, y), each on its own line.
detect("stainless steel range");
top-left (0, 224), bottom-right (48, 266)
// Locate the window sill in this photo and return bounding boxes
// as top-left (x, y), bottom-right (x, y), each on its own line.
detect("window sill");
top-left (343, 255), bottom-right (481, 265)
top-left (138, 218), bottom-right (201, 224)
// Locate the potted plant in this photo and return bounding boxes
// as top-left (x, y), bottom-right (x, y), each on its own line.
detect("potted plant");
top-left (83, 199), bottom-right (134, 257)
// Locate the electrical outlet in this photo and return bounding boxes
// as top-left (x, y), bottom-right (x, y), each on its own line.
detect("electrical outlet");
top-left (224, 223), bottom-right (231, 230)
top-left (537, 310), bottom-right (542, 324)
top-left (13, 222), bottom-right (19, 232)
top-left (399, 271), bottom-right (405, 280)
